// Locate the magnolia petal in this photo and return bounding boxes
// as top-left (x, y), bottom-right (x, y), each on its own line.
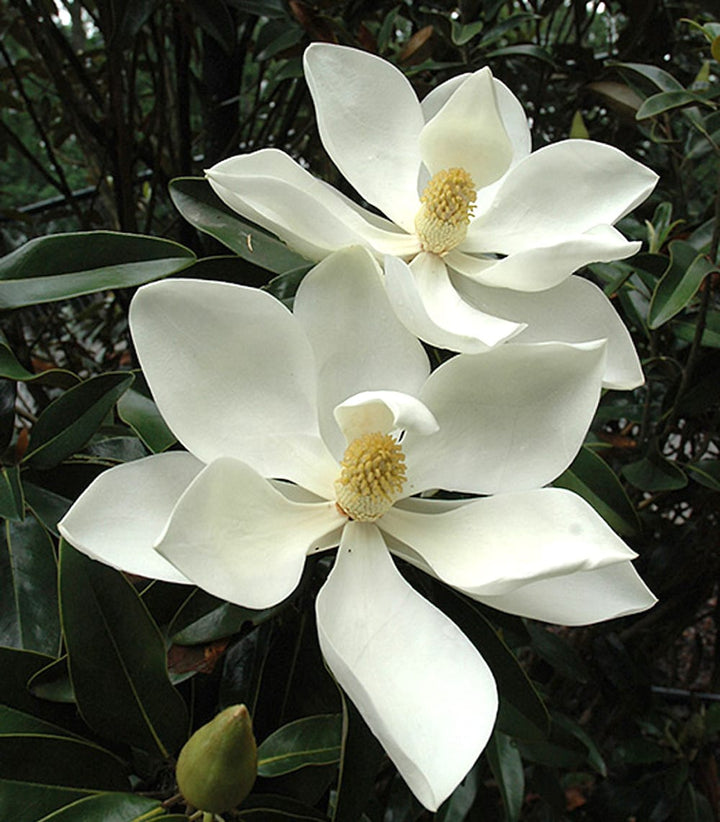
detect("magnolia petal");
top-left (130, 278), bottom-right (338, 497)
top-left (294, 247), bottom-right (429, 459)
top-left (304, 44), bottom-right (424, 231)
top-left (58, 453), bottom-right (203, 584)
top-left (384, 253), bottom-right (524, 351)
top-left (454, 274), bottom-right (644, 389)
top-left (334, 390), bottom-right (438, 443)
top-left (404, 341), bottom-right (606, 495)
top-left (316, 522), bottom-right (497, 811)
top-left (156, 458), bottom-right (344, 609)
top-left (419, 68), bottom-right (513, 189)
top-left (206, 150), bottom-right (419, 260)
top-left (381, 488), bottom-right (637, 597)
top-left (467, 140), bottom-right (658, 254)
top-left (477, 561), bottom-right (656, 625)
top-left (457, 226), bottom-right (640, 291)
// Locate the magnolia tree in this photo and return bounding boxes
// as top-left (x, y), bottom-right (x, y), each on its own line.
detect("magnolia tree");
top-left (1, 20), bottom-right (719, 822)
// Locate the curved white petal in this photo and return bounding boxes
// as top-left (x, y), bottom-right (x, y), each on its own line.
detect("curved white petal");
top-left (381, 488), bottom-right (636, 597)
top-left (316, 522), bottom-right (497, 811)
top-left (334, 390), bottom-right (438, 443)
top-left (304, 44), bottom-right (423, 231)
top-left (130, 278), bottom-right (338, 497)
top-left (293, 247), bottom-right (429, 459)
top-left (156, 458), bottom-right (344, 609)
top-left (206, 150), bottom-right (419, 260)
top-left (454, 274), bottom-right (644, 389)
top-left (419, 68), bottom-right (513, 189)
top-left (384, 253), bottom-right (524, 351)
top-left (404, 341), bottom-right (607, 495)
top-left (456, 226), bottom-right (641, 291)
top-left (467, 140), bottom-right (658, 253)
top-left (58, 453), bottom-right (203, 584)
top-left (477, 560), bottom-right (656, 625)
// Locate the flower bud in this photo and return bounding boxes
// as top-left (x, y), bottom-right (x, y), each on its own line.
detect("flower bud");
top-left (176, 704), bottom-right (257, 813)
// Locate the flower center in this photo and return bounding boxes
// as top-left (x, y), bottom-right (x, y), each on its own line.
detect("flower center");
top-left (334, 432), bottom-right (407, 522)
top-left (414, 168), bottom-right (477, 255)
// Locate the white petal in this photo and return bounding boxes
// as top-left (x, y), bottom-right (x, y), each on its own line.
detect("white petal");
top-left (334, 390), bottom-right (438, 443)
top-left (456, 226), bottom-right (641, 291)
top-left (477, 561), bottom-right (656, 625)
top-left (293, 247), bottom-right (429, 459)
top-left (419, 69), bottom-right (513, 189)
top-left (156, 458), bottom-right (344, 608)
top-left (467, 140), bottom-right (658, 253)
top-left (58, 453), bottom-right (203, 584)
top-left (384, 253), bottom-right (524, 350)
top-left (303, 44), bottom-right (424, 231)
top-left (206, 150), bottom-right (419, 259)
top-left (381, 488), bottom-right (636, 597)
top-left (404, 341), bottom-right (606, 495)
top-left (130, 278), bottom-right (338, 498)
top-left (454, 274), bottom-right (644, 389)
top-left (316, 522), bottom-right (497, 811)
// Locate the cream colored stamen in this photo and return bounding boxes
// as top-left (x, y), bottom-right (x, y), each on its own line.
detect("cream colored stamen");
top-left (335, 432), bottom-right (407, 522)
top-left (414, 168), bottom-right (477, 255)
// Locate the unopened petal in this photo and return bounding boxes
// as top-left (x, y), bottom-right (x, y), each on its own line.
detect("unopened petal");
top-left (58, 453), bottom-right (203, 584)
top-left (156, 458), bottom-right (344, 609)
top-left (384, 253), bottom-right (524, 351)
top-left (316, 522), bottom-right (497, 811)
top-left (404, 341), bottom-right (606, 495)
top-left (304, 44), bottom-right (423, 230)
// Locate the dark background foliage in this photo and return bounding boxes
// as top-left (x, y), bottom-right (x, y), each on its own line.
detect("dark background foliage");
top-left (0, 0), bottom-right (719, 819)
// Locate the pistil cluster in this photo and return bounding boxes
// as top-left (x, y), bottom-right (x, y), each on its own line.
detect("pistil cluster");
top-left (414, 168), bottom-right (477, 255)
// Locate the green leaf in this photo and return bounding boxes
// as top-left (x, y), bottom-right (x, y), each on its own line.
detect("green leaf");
top-left (257, 714), bottom-right (343, 777)
top-left (117, 388), bottom-right (176, 453)
top-left (673, 310), bottom-right (720, 348)
top-left (169, 177), bottom-right (308, 273)
top-left (436, 762), bottom-right (479, 821)
top-left (451, 19), bottom-right (485, 45)
top-left (25, 372), bottom-right (134, 469)
top-left (0, 779), bottom-right (94, 821)
top-left (23, 482), bottom-right (72, 535)
top-left (0, 232), bottom-right (195, 309)
top-left (0, 465), bottom-right (24, 520)
top-left (0, 515), bottom-right (61, 655)
top-left (238, 793), bottom-right (328, 820)
top-left (0, 336), bottom-right (78, 387)
top-left (486, 731), bottom-right (524, 822)
top-left (613, 62), bottom-right (685, 92)
top-left (28, 656), bottom-right (76, 704)
top-left (622, 441), bottom-right (688, 491)
top-left (637, 89), bottom-right (710, 119)
top-left (526, 621), bottom-right (590, 682)
top-left (0, 735), bottom-right (129, 790)
top-left (648, 241), bottom-right (715, 328)
top-left (0, 647), bottom-right (76, 726)
top-left (170, 592), bottom-right (280, 645)
top-left (686, 460), bottom-right (720, 491)
top-left (554, 446), bottom-right (639, 536)
top-left (484, 44), bottom-right (554, 64)
top-left (59, 542), bottom-right (188, 757)
top-left (554, 714), bottom-right (606, 776)
top-left (35, 792), bottom-right (163, 821)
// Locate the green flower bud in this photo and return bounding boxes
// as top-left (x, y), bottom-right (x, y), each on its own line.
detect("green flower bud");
top-left (176, 704), bottom-right (257, 813)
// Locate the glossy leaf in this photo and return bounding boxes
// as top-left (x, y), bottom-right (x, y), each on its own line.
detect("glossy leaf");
top-left (170, 589), bottom-right (281, 645)
top-left (0, 514), bottom-right (61, 655)
top-left (0, 337), bottom-right (78, 387)
top-left (623, 443), bottom-right (688, 491)
top-left (637, 89), bottom-right (710, 119)
top-left (59, 542), bottom-right (188, 757)
top-left (0, 735), bottom-right (129, 790)
top-left (238, 794), bottom-right (328, 820)
top-left (0, 779), bottom-right (94, 821)
top-left (686, 460), bottom-right (720, 491)
top-left (0, 647), bottom-right (73, 726)
top-left (526, 622), bottom-right (590, 683)
top-left (554, 446), bottom-right (639, 536)
top-left (23, 482), bottom-right (72, 536)
top-left (0, 232), bottom-right (195, 309)
top-left (25, 372), bottom-right (134, 470)
top-left (0, 705), bottom-right (79, 737)
top-left (648, 241), bottom-right (715, 328)
top-left (169, 177), bottom-right (308, 273)
top-left (613, 61), bottom-right (685, 92)
top-left (486, 731), bottom-right (524, 822)
top-left (673, 310), bottom-right (720, 348)
top-left (0, 465), bottom-right (24, 520)
top-left (117, 388), bottom-right (176, 453)
top-left (28, 656), bottom-right (76, 704)
top-left (35, 792), bottom-right (163, 821)
top-left (436, 762), bottom-right (479, 821)
top-left (258, 714), bottom-right (343, 777)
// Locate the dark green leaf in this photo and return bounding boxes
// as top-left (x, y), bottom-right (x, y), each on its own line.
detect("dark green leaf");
top-left (116, 388), bottom-right (175, 453)
top-left (686, 460), bottom-right (720, 491)
top-left (0, 514), bottom-right (61, 655)
top-left (0, 465), bottom-right (24, 520)
top-left (0, 232), bottom-right (195, 309)
top-left (23, 482), bottom-right (72, 536)
top-left (25, 372), bottom-right (134, 470)
top-left (28, 656), bottom-right (76, 703)
top-left (238, 793), bottom-right (328, 820)
top-left (673, 310), bottom-right (720, 348)
top-left (554, 446), bottom-right (639, 536)
top-left (486, 731), bottom-right (524, 822)
top-left (110, 0), bottom-right (157, 47)
top-left (436, 762), bottom-right (479, 821)
top-left (648, 241), bottom-right (715, 328)
top-left (613, 62), bottom-right (685, 92)
top-left (0, 647), bottom-right (77, 727)
top-left (0, 705), bottom-right (79, 737)
top-left (526, 622), bottom-right (590, 683)
top-left (0, 337), bottom-right (77, 387)
top-left (182, 254), bottom-right (274, 288)
top-left (553, 714), bottom-right (606, 776)
top-left (637, 89), bottom-right (710, 119)
top-left (59, 542), bottom-right (188, 757)
top-left (35, 792), bottom-right (163, 821)
top-left (169, 177), bottom-right (308, 273)
top-left (258, 713), bottom-right (343, 777)
top-left (187, 0), bottom-right (237, 54)
top-left (0, 779), bottom-right (93, 821)
top-left (622, 442), bottom-right (688, 491)
top-left (451, 19), bottom-right (485, 45)
top-left (264, 264), bottom-right (313, 302)
top-left (0, 378), bottom-right (15, 449)
top-left (0, 735), bottom-right (129, 790)
top-left (485, 44), bottom-right (554, 64)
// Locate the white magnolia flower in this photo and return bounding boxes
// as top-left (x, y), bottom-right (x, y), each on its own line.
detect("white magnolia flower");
top-left (206, 44), bottom-right (658, 390)
top-left (59, 247), bottom-right (655, 810)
